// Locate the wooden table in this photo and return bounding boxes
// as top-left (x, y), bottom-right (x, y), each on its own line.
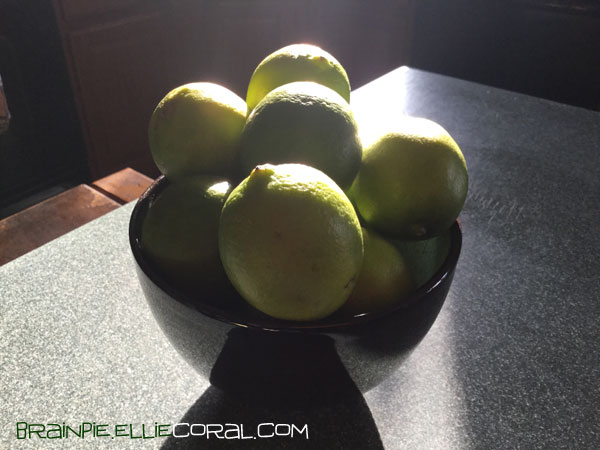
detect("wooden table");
top-left (0, 167), bottom-right (152, 266)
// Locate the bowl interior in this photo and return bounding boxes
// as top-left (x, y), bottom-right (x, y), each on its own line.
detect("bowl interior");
top-left (129, 176), bottom-right (462, 333)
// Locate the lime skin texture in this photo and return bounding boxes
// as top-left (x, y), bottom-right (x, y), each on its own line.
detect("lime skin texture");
top-left (246, 43), bottom-right (351, 111)
top-left (148, 82), bottom-right (247, 181)
top-left (141, 175), bottom-right (233, 294)
top-left (350, 116), bottom-right (468, 240)
top-left (239, 81), bottom-right (362, 190)
top-left (218, 163), bottom-right (364, 322)
top-left (340, 227), bottom-right (415, 316)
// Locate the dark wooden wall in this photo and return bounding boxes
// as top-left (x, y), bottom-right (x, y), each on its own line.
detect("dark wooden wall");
top-left (0, 0), bottom-right (87, 214)
top-left (53, 0), bottom-right (416, 180)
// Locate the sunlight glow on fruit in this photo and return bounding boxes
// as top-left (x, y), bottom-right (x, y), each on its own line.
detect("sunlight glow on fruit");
top-left (207, 181), bottom-right (232, 197)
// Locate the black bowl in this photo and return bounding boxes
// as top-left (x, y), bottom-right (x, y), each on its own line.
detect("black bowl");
top-left (129, 176), bottom-right (462, 403)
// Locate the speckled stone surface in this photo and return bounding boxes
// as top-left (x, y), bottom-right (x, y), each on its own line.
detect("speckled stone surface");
top-left (2, 68), bottom-right (599, 449)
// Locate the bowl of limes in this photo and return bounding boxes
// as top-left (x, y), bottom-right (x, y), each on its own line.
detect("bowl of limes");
top-left (130, 44), bottom-right (467, 401)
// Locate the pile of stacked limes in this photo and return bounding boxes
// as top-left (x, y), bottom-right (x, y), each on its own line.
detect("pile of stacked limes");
top-left (142, 44), bottom-right (468, 322)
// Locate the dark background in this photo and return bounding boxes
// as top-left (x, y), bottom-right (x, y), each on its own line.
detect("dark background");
top-left (0, 0), bottom-right (598, 218)
top-left (0, 0), bottom-right (87, 217)
top-left (411, 0), bottom-right (600, 110)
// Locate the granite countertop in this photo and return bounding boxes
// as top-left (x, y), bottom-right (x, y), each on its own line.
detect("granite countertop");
top-left (1, 67), bottom-right (599, 449)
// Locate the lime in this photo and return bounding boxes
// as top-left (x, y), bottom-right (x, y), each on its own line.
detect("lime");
top-left (246, 43), bottom-right (351, 111)
top-left (394, 231), bottom-right (451, 288)
top-left (340, 227), bottom-right (415, 316)
top-left (141, 176), bottom-right (233, 293)
top-left (148, 82), bottom-right (247, 181)
top-left (219, 163), bottom-right (364, 321)
top-left (239, 81), bottom-right (362, 189)
top-left (350, 116), bottom-right (468, 239)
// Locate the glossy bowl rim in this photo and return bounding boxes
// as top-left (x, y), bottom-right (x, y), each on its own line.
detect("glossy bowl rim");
top-left (129, 175), bottom-right (462, 333)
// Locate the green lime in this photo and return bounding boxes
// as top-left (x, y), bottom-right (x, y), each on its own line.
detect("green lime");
top-left (350, 116), bottom-right (468, 239)
top-left (340, 227), bottom-right (415, 316)
top-left (246, 43), bottom-right (350, 111)
top-left (393, 231), bottom-right (451, 288)
top-left (219, 163), bottom-right (364, 321)
top-left (141, 176), bottom-right (233, 293)
top-left (239, 81), bottom-right (362, 189)
top-left (148, 82), bottom-right (247, 181)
